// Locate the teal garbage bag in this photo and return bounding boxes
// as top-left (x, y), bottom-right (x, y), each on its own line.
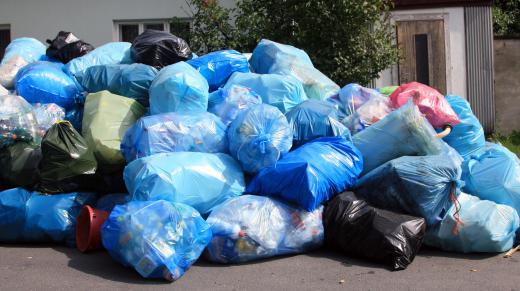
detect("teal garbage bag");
top-left (247, 136), bottom-right (363, 211)
top-left (462, 142), bottom-right (520, 216)
top-left (441, 95), bottom-right (485, 159)
top-left (65, 42), bottom-right (132, 77)
top-left (102, 200), bottom-right (212, 281)
top-left (76, 64), bottom-right (158, 106)
top-left (0, 188), bottom-right (96, 246)
top-left (352, 102), bottom-right (446, 175)
top-left (149, 61), bottom-right (209, 115)
top-left (1, 38), bottom-right (46, 65)
top-left (205, 195), bottom-right (324, 263)
top-left (124, 152), bottom-right (245, 215)
top-left (225, 72), bottom-right (307, 114)
top-left (425, 193), bottom-right (519, 253)
top-left (354, 152), bottom-right (462, 225)
top-left (208, 84), bottom-right (262, 126)
top-left (285, 99), bottom-right (350, 148)
top-left (15, 62), bottom-right (81, 110)
top-left (187, 50), bottom-right (250, 92)
top-left (121, 111), bottom-right (228, 163)
top-left (250, 39), bottom-right (339, 100)
top-left (228, 104), bottom-right (293, 174)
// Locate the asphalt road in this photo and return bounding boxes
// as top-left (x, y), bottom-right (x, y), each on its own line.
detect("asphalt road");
top-left (0, 244), bottom-right (519, 291)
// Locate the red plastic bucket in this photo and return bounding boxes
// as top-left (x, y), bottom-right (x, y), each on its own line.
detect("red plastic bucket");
top-left (76, 205), bottom-right (109, 253)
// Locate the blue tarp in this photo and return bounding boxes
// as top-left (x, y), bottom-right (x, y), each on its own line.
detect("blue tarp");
top-left (15, 62), bottom-right (81, 110)
top-left (65, 42), bottom-right (132, 77)
top-left (76, 64), bottom-right (158, 106)
top-left (1, 38), bottom-right (46, 65)
top-left (224, 72), bottom-right (307, 114)
top-left (187, 50), bottom-right (250, 92)
top-left (124, 152), bottom-right (245, 215)
top-left (0, 188), bottom-right (96, 246)
top-left (149, 61), bottom-right (209, 115)
top-left (228, 104), bottom-right (293, 174)
top-left (121, 111), bottom-right (228, 163)
top-left (208, 84), bottom-right (262, 126)
top-left (206, 195), bottom-right (324, 263)
top-left (247, 136), bottom-right (363, 211)
top-left (425, 192), bottom-right (519, 253)
top-left (102, 200), bottom-right (212, 281)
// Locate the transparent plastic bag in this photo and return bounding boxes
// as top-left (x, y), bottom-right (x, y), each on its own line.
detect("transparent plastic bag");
top-left (228, 104), bottom-right (293, 174)
top-left (121, 112), bottom-right (228, 163)
top-left (0, 84), bottom-right (8, 96)
top-left (205, 195), bottom-right (323, 263)
top-left (208, 85), bottom-right (262, 126)
top-left (0, 94), bottom-right (39, 148)
top-left (0, 56), bottom-right (28, 88)
top-left (102, 200), bottom-right (212, 281)
top-left (32, 103), bottom-right (65, 134)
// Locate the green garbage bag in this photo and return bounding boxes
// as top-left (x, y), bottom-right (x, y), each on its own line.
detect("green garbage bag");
top-left (82, 91), bottom-right (145, 172)
top-left (38, 121), bottom-right (98, 193)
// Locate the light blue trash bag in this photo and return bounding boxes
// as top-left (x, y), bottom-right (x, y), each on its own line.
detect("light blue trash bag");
top-left (425, 192), bottom-right (519, 253)
top-left (15, 62), bottom-right (81, 110)
top-left (208, 84), bottom-right (262, 126)
top-left (441, 95), bottom-right (485, 159)
top-left (65, 42), bottom-right (132, 77)
top-left (225, 72), bottom-right (307, 114)
top-left (187, 50), bottom-right (250, 92)
top-left (228, 104), bottom-right (293, 174)
top-left (124, 152), bottom-right (245, 215)
top-left (353, 101), bottom-right (446, 175)
top-left (121, 111), bottom-right (228, 163)
top-left (205, 195), bottom-right (324, 263)
top-left (149, 61), bottom-right (209, 115)
top-left (250, 39), bottom-right (340, 100)
top-left (102, 200), bottom-right (212, 281)
top-left (0, 188), bottom-right (97, 246)
top-left (1, 38), bottom-right (46, 64)
top-left (462, 142), bottom-right (520, 216)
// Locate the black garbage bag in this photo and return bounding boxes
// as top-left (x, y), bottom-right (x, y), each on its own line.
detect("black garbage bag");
top-left (323, 191), bottom-right (426, 271)
top-left (130, 29), bottom-right (192, 69)
top-left (0, 142), bottom-right (41, 188)
top-left (37, 121), bottom-right (97, 193)
top-left (46, 31), bottom-right (94, 63)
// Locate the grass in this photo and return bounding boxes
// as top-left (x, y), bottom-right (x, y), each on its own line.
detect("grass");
top-left (492, 131), bottom-right (520, 157)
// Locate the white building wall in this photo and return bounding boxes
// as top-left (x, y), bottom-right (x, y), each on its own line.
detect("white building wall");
top-left (0, 0), bottom-right (235, 47)
top-left (376, 7), bottom-right (467, 97)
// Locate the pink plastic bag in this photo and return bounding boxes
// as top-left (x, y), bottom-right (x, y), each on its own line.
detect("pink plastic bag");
top-left (389, 82), bottom-right (460, 128)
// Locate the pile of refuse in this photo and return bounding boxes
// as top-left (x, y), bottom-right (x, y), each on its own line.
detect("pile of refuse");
top-left (0, 30), bottom-right (519, 281)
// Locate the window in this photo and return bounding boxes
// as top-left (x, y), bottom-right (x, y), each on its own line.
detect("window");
top-left (114, 19), bottom-right (191, 42)
top-left (0, 25), bottom-right (11, 61)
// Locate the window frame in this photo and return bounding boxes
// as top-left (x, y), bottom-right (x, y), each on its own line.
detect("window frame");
top-left (113, 19), bottom-right (192, 42)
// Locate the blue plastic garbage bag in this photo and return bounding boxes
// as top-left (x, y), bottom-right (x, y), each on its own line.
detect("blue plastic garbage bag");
top-left (285, 99), bottom-right (350, 148)
top-left (65, 42), bottom-right (132, 77)
top-left (247, 136), bottom-right (363, 211)
top-left (462, 142), bottom-right (520, 216)
top-left (149, 61), bottom-right (209, 115)
top-left (102, 200), bottom-right (212, 281)
top-left (441, 95), bottom-right (485, 159)
top-left (1, 38), bottom-right (46, 65)
top-left (208, 85), bottom-right (262, 126)
top-left (15, 62), bottom-right (81, 110)
top-left (228, 104), bottom-right (293, 174)
top-left (64, 103), bottom-right (84, 132)
top-left (225, 72), bottom-right (307, 114)
top-left (121, 112), bottom-right (228, 163)
top-left (354, 152), bottom-right (462, 226)
top-left (124, 152), bottom-right (245, 215)
top-left (32, 103), bottom-right (65, 134)
top-left (0, 188), bottom-right (97, 246)
top-left (425, 192), bottom-right (519, 253)
top-left (250, 39), bottom-right (339, 100)
top-left (353, 102), bottom-right (446, 175)
top-left (205, 195), bottom-right (324, 263)
top-left (95, 193), bottom-right (128, 212)
top-left (76, 64), bottom-right (158, 106)
top-left (187, 50), bottom-right (250, 92)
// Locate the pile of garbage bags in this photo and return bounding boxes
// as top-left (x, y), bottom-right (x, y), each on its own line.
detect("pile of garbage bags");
top-left (0, 31), bottom-right (519, 282)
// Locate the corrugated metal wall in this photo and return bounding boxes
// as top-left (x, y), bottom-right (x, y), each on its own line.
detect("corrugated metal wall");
top-left (464, 6), bottom-right (495, 134)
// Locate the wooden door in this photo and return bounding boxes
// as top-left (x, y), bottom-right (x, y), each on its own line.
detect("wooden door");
top-left (0, 29), bottom-right (10, 61)
top-left (396, 20), bottom-right (447, 94)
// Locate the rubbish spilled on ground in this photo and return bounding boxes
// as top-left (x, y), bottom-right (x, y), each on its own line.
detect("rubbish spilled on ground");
top-left (0, 31), bottom-right (519, 282)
